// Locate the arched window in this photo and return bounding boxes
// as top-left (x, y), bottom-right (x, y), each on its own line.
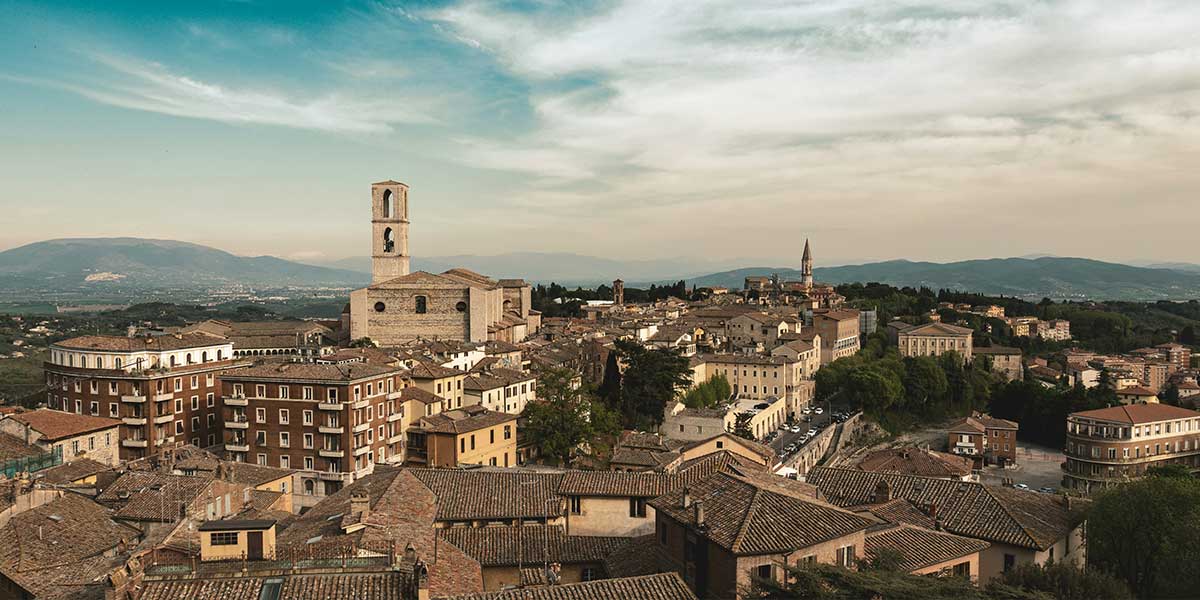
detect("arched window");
top-left (115, 358), bottom-right (122, 369)
top-left (415, 296), bottom-right (427, 314)
top-left (201, 351), bottom-right (208, 362)
top-left (382, 189), bottom-right (392, 218)
top-left (170, 355), bottom-right (177, 367)
top-left (304, 479), bottom-right (315, 494)
top-left (383, 227), bottom-right (395, 253)
top-left (217, 350), bottom-right (224, 360)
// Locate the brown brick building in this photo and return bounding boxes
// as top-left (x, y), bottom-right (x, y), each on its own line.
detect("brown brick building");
top-left (1063, 403), bottom-right (1200, 493)
top-left (947, 414), bottom-right (1019, 466)
top-left (44, 333), bottom-right (241, 460)
top-left (219, 361), bottom-right (411, 500)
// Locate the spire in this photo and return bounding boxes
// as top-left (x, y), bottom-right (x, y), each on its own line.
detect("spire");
top-left (802, 238), bottom-right (812, 262)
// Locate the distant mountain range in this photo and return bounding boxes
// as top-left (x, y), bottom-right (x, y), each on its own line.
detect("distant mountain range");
top-left (1, 238), bottom-right (1198, 301)
top-left (687, 258), bottom-right (1200, 300)
top-left (0, 238), bottom-right (368, 289)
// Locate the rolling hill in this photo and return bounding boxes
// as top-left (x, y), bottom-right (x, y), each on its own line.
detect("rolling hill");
top-left (0, 238), bottom-right (369, 289)
top-left (686, 257), bottom-right (1200, 301)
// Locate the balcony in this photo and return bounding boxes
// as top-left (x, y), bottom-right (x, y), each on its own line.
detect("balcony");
top-left (318, 471), bottom-right (346, 481)
top-left (225, 442), bottom-right (249, 453)
top-left (352, 422), bottom-right (370, 434)
top-left (387, 434), bottom-right (405, 445)
top-left (225, 418), bottom-right (249, 429)
top-left (153, 414), bottom-right (175, 425)
top-left (318, 402), bottom-right (342, 411)
top-left (387, 412), bottom-right (403, 423)
top-left (153, 393), bottom-right (173, 402)
top-left (224, 395), bottom-right (248, 407)
top-left (122, 439), bottom-right (148, 448)
top-left (351, 399), bottom-right (369, 410)
top-left (353, 445), bottom-right (370, 457)
top-left (122, 417), bottom-right (148, 427)
top-left (387, 390), bottom-right (404, 400)
top-left (319, 448), bottom-right (345, 458)
top-left (318, 425), bottom-right (344, 435)
top-left (121, 395), bottom-right (147, 403)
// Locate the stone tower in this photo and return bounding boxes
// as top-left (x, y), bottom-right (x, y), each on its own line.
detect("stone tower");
top-left (371, 180), bottom-right (410, 284)
top-left (801, 238), bottom-right (814, 289)
top-left (613, 279), bottom-right (625, 305)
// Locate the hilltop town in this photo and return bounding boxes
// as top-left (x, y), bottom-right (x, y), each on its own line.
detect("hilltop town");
top-left (0, 181), bottom-right (1196, 600)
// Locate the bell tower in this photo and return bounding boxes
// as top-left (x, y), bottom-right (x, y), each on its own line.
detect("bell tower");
top-left (371, 180), bottom-right (410, 284)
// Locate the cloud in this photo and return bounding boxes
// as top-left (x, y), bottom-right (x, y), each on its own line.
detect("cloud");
top-left (50, 52), bottom-right (433, 133)
top-left (428, 0), bottom-right (1200, 226)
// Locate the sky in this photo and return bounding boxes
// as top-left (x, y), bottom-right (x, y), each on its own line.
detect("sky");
top-left (2, 0), bottom-right (1199, 268)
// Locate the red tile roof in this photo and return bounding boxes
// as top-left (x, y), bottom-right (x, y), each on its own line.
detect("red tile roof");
top-left (1071, 403), bottom-right (1200, 424)
top-left (6, 409), bottom-right (121, 441)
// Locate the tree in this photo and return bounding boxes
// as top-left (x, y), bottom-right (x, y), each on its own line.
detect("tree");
top-left (900, 356), bottom-right (948, 414)
top-left (730, 412), bottom-right (754, 440)
top-left (683, 373), bottom-right (732, 409)
top-left (349, 337), bottom-right (376, 348)
top-left (597, 351), bottom-right (622, 408)
top-left (1087, 470), bottom-right (1200, 598)
top-left (521, 368), bottom-right (601, 465)
top-left (996, 562), bottom-right (1133, 600)
top-left (844, 365), bottom-right (903, 414)
top-left (753, 562), bottom-right (1050, 600)
top-left (1181, 324), bottom-right (1196, 345)
top-left (611, 339), bottom-right (691, 429)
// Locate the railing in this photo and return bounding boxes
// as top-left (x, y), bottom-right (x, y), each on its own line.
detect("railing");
top-left (0, 447), bottom-right (62, 478)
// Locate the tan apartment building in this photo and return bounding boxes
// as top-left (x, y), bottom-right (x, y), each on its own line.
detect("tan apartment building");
top-left (0, 408), bottom-right (122, 466)
top-left (973, 346), bottom-right (1022, 381)
top-left (690, 353), bottom-right (815, 418)
top-left (812, 309), bottom-right (861, 364)
top-left (463, 367), bottom-right (536, 414)
top-left (407, 406), bottom-right (517, 468)
top-left (1063, 403), bottom-right (1200, 493)
top-left (219, 361), bottom-right (410, 499)
top-left (409, 360), bottom-right (466, 410)
top-left (560, 471), bottom-right (678, 537)
top-left (898, 322), bottom-right (974, 362)
top-left (1156, 343), bottom-right (1191, 371)
top-left (44, 333), bottom-right (241, 460)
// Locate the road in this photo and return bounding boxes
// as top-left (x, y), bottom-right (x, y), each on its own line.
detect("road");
top-left (767, 410), bottom-right (836, 459)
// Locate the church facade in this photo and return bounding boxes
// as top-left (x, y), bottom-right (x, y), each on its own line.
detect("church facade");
top-left (345, 181), bottom-right (534, 345)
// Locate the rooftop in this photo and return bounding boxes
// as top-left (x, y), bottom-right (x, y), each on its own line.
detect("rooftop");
top-left (440, 573), bottom-right (696, 600)
top-left (54, 332), bottom-right (228, 352)
top-left (6, 408), bottom-right (121, 441)
top-left (1070, 403), bottom-right (1200, 425)
top-left (417, 407), bottom-right (518, 435)
top-left (865, 523), bottom-right (990, 572)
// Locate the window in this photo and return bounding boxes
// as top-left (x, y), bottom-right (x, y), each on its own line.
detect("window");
top-left (756, 565), bottom-right (772, 580)
top-left (192, 395), bottom-right (199, 410)
top-left (175, 420), bottom-right (184, 435)
top-left (109, 403), bottom-right (119, 418)
top-left (629, 498), bottom-right (647, 518)
top-left (89, 401), bottom-right (99, 415)
top-left (256, 385), bottom-right (267, 397)
top-left (207, 393), bottom-right (215, 408)
top-left (280, 432), bottom-right (290, 448)
top-left (175, 398), bottom-right (183, 414)
top-left (256, 431), bottom-right (267, 446)
top-left (256, 407), bottom-right (267, 423)
top-left (303, 387), bottom-right (314, 400)
top-left (279, 409), bottom-right (289, 424)
top-left (257, 454), bottom-right (267, 466)
top-left (304, 456), bottom-right (314, 470)
top-left (109, 381), bottom-right (118, 395)
top-left (304, 433), bottom-right (314, 449)
top-left (210, 532), bottom-right (239, 546)
top-left (836, 545), bottom-right (856, 567)
top-left (582, 567), bottom-right (598, 582)
top-left (280, 455), bottom-right (290, 468)
top-left (1003, 554), bottom-right (1016, 572)
top-left (374, 302), bottom-right (386, 313)
top-left (303, 410), bottom-right (313, 425)
top-left (415, 296), bottom-right (428, 314)
top-left (279, 386), bottom-right (289, 399)
top-left (191, 416), bottom-right (200, 430)
top-left (190, 375), bottom-right (198, 389)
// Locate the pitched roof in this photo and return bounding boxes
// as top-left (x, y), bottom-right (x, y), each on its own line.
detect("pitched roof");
top-left (947, 415), bottom-right (1018, 434)
top-left (865, 523), bottom-right (990, 572)
top-left (402, 386), bottom-right (447, 405)
top-left (1070, 403), bottom-right (1200, 424)
top-left (6, 409), bottom-right (121, 441)
top-left (680, 433), bottom-right (775, 464)
top-left (440, 573), bottom-right (697, 600)
top-left (138, 570), bottom-right (413, 600)
top-left (35, 457), bottom-right (109, 485)
top-left (675, 450), bottom-right (769, 484)
top-left (437, 525), bottom-right (627, 567)
top-left (0, 493), bottom-right (139, 585)
top-left (900, 322), bottom-right (973, 337)
top-left (408, 361), bottom-right (461, 380)
top-left (54, 332), bottom-right (228, 352)
top-left (417, 407), bottom-right (518, 435)
top-left (559, 471), bottom-right (681, 498)
top-left (408, 468), bottom-right (563, 521)
top-left (0, 431), bottom-right (43, 462)
top-left (602, 535), bottom-right (684, 579)
top-left (650, 471), bottom-right (873, 555)
top-left (856, 448), bottom-right (974, 479)
top-left (609, 447), bottom-right (679, 470)
top-left (96, 471), bottom-right (213, 522)
top-left (806, 467), bottom-right (1083, 551)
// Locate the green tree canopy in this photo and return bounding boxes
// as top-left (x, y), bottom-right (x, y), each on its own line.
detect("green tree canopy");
top-left (521, 367), bottom-right (616, 466)
top-left (611, 339), bottom-right (692, 430)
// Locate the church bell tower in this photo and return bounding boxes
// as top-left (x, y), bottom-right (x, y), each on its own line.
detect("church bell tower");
top-left (801, 238), bottom-right (814, 289)
top-left (371, 180), bottom-right (410, 284)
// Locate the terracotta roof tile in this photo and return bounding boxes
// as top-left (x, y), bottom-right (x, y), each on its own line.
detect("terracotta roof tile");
top-left (6, 409), bottom-right (121, 441)
top-left (865, 523), bottom-right (989, 572)
top-left (439, 573), bottom-right (697, 600)
top-left (559, 471), bottom-right (681, 498)
top-left (437, 525), bottom-right (627, 567)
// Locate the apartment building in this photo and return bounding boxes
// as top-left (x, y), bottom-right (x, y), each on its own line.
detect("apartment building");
top-left (690, 353), bottom-right (816, 418)
top-left (219, 361), bottom-right (409, 499)
top-left (463, 367), bottom-right (537, 414)
top-left (898, 322), bottom-right (974, 362)
top-left (408, 360), bottom-right (466, 410)
top-left (1063, 403), bottom-right (1200, 493)
top-left (44, 333), bottom-right (240, 460)
top-left (0, 408), bottom-right (121, 466)
top-left (1156, 343), bottom-right (1192, 371)
top-left (406, 406), bottom-right (518, 468)
top-left (973, 346), bottom-right (1022, 381)
top-left (946, 414), bottom-right (1019, 466)
top-left (811, 309), bottom-right (861, 365)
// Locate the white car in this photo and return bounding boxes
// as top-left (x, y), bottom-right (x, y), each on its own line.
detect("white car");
top-left (814, 407), bottom-right (824, 414)
top-left (802, 407), bottom-right (813, 415)
top-left (1013, 483), bottom-right (1030, 491)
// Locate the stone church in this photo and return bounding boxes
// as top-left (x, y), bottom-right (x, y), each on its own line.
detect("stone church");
top-left (345, 181), bottom-right (535, 345)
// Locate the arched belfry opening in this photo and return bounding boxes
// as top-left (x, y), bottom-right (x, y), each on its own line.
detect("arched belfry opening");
top-left (370, 180), bottom-right (411, 284)
top-left (383, 227), bottom-right (395, 253)
top-left (382, 189), bottom-right (393, 218)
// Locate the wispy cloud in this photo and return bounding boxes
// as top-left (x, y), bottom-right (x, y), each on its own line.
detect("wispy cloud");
top-left (42, 52), bottom-right (433, 133)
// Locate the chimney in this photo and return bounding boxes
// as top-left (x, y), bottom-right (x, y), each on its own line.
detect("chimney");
top-left (927, 502), bottom-right (939, 521)
top-left (681, 487), bottom-right (691, 509)
top-left (693, 500), bottom-right (706, 527)
top-left (873, 480), bottom-right (891, 503)
top-left (350, 492), bottom-right (370, 518)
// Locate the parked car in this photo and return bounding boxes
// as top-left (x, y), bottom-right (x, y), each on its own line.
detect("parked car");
top-left (1038, 487), bottom-right (1057, 494)
top-left (807, 428), bottom-right (817, 436)
top-left (1013, 483), bottom-right (1030, 491)
top-left (802, 407), bottom-right (813, 415)
top-left (814, 407), bottom-right (824, 414)
top-left (790, 425), bottom-right (802, 433)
